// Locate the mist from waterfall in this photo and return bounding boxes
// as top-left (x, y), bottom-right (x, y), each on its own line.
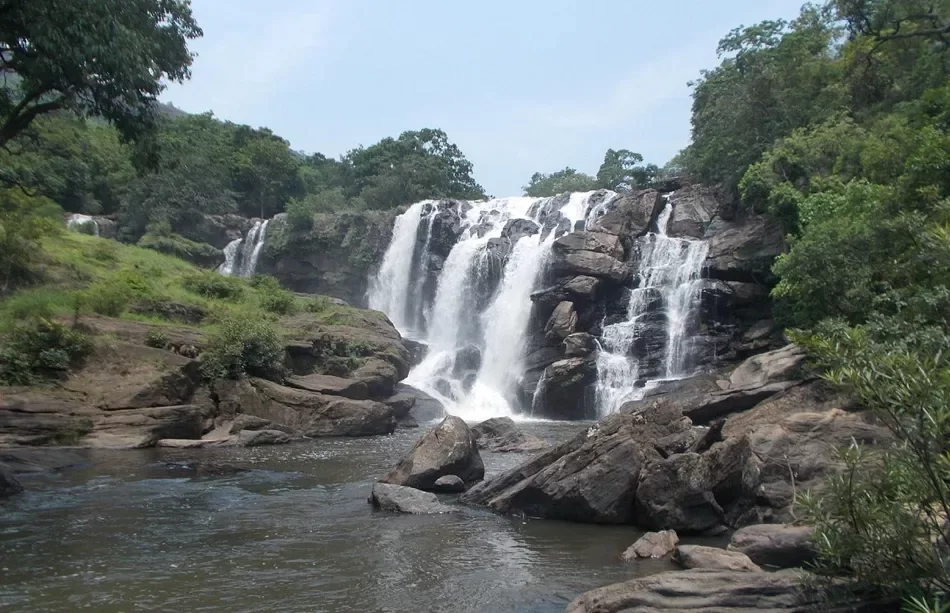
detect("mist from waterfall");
top-left (369, 192), bottom-right (612, 421)
top-left (593, 200), bottom-right (709, 416)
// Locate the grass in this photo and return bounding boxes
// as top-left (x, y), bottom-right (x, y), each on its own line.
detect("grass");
top-left (0, 232), bottom-right (368, 339)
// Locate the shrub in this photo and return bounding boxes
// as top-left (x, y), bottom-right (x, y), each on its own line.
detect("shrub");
top-left (250, 275), bottom-right (297, 315)
top-left (0, 319), bottom-right (93, 385)
top-left (0, 189), bottom-right (61, 288)
top-left (88, 241), bottom-right (119, 264)
top-left (83, 280), bottom-right (131, 316)
top-left (200, 315), bottom-right (284, 381)
top-left (305, 296), bottom-right (332, 313)
top-left (182, 271), bottom-right (245, 301)
top-left (145, 328), bottom-right (169, 349)
top-left (138, 232), bottom-right (223, 269)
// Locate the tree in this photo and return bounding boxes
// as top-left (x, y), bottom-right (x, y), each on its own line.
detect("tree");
top-left (231, 128), bottom-right (302, 218)
top-left (522, 168), bottom-right (598, 197)
top-left (596, 148), bottom-right (659, 190)
top-left (0, 0), bottom-right (202, 147)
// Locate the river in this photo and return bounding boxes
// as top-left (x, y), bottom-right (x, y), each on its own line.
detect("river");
top-left (0, 422), bottom-right (691, 613)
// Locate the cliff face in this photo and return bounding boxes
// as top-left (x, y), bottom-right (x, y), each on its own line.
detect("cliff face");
top-left (257, 210), bottom-right (400, 307)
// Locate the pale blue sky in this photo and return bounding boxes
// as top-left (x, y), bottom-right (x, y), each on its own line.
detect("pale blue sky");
top-left (162, 0), bottom-right (807, 196)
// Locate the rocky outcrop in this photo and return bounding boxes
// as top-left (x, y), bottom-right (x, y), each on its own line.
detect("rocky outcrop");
top-left (368, 483), bottom-right (455, 514)
top-left (382, 416), bottom-right (484, 490)
top-left (565, 569), bottom-right (896, 613)
top-left (728, 524), bottom-right (817, 569)
top-left (563, 332), bottom-right (597, 357)
top-left (471, 417), bottom-right (547, 453)
top-left (530, 357), bottom-right (597, 420)
top-left (216, 378), bottom-right (396, 437)
top-left (621, 530), bottom-right (678, 560)
top-left (156, 428), bottom-right (293, 448)
top-left (673, 545), bottom-right (762, 572)
top-left (286, 374), bottom-right (370, 400)
top-left (180, 214), bottom-right (255, 249)
top-left (587, 189), bottom-right (663, 240)
top-left (666, 185), bottom-right (719, 239)
top-left (704, 214), bottom-right (786, 284)
top-left (544, 301), bottom-right (578, 340)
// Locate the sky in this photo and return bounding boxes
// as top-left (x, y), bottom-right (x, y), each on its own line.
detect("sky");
top-left (162, 0), bottom-right (808, 197)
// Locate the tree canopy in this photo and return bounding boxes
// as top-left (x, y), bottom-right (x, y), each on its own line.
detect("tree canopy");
top-left (0, 0), bottom-right (202, 148)
top-left (523, 149), bottom-right (660, 197)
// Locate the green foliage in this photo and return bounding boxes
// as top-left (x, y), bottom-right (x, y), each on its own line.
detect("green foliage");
top-left (83, 280), bottom-right (132, 317)
top-left (311, 334), bottom-right (374, 376)
top-left (145, 328), bottom-right (170, 349)
top-left (0, 319), bottom-right (92, 385)
top-left (286, 188), bottom-right (352, 231)
top-left (182, 272), bottom-right (245, 302)
top-left (0, 188), bottom-right (62, 289)
top-left (200, 315), bottom-right (284, 381)
top-left (0, 0), bottom-right (201, 148)
top-left (596, 149), bottom-right (659, 191)
top-left (138, 230), bottom-right (223, 268)
top-left (249, 275), bottom-right (297, 315)
top-left (523, 168), bottom-right (599, 197)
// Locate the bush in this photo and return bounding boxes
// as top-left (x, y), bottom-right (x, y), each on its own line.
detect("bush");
top-left (145, 328), bottom-right (169, 349)
top-left (0, 319), bottom-right (93, 385)
top-left (0, 189), bottom-right (61, 288)
top-left (138, 232), bottom-right (223, 269)
top-left (182, 271), bottom-right (245, 301)
top-left (305, 296), bottom-right (332, 313)
top-left (200, 315), bottom-right (284, 381)
top-left (83, 280), bottom-right (131, 316)
top-left (249, 275), bottom-right (297, 315)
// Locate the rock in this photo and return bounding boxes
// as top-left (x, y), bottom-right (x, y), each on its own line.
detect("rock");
top-left (396, 415), bottom-right (420, 429)
top-left (380, 392), bottom-right (416, 419)
top-left (453, 344), bottom-right (482, 375)
top-left (621, 530), bottom-right (679, 560)
top-left (285, 374), bottom-right (370, 400)
top-left (544, 301), bottom-right (578, 340)
top-left (501, 218), bottom-right (540, 243)
top-left (562, 275), bottom-right (602, 300)
top-left (549, 250), bottom-right (627, 283)
top-left (237, 429), bottom-right (293, 447)
top-left (432, 475), bottom-right (466, 493)
top-left (159, 461), bottom-right (249, 478)
top-left (382, 416), bottom-right (484, 490)
top-left (563, 332), bottom-right (597, 357)
top-left (157, 429), bottom-right (292, 448)
top-left (634, 452), bottom-right (724, 534)
top-left (403, 339), bottom-right (428, 366)
top-left (673, 545), bottom-right (762, 572)
top-left (704, 214), bottom-right (786, 283)
top-left (229, 414), bottom-right (273, 434)
top-left (0, 466), bottom-right (23, 497)
top-left (667, 185), bottom-right (720, 239)
top-left (728, 345), bottom-right (806, 389)
top-left (81, 405), bottom-right (206, 449)
top-left (728, 524), bottom-right (817, 569)
top-left (462, 404), bottom-right (690, 523)
top-left (564, 569), bottom-right (895, 613)
top-left (588, 189), bottom-right (663, 239)
top-left (680, 381), bottom-right (800, 424)
top-left (552, 231), bottom-right (624, 260)
top-left (471, 417), bottom-right (548, 453)
top-left (181, 213), bottom-right (255, 249)
top-left (531, 357), bottom-right (597, 420)
top-left (368, 483), bottom-right (455, 514)
top-left (394, 384), bottom-right (444, 422)
top-left (130, 300), bottom-right (208, 325)
top-left (216, 378), bottom-right (395, 437)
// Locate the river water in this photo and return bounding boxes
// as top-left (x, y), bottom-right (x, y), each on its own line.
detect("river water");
top-left (0, 422), bottom-right (691, 613)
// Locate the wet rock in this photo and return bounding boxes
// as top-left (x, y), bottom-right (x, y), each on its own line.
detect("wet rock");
top-left (403, 339), bottom-right (428, 367)
top-left (382, 416), bottom-right (484, 490)
top-left (549, 250), bottom-right (628, 283)
top-left (160, 460), bottom-right (250, 478)
top-left (432, 475), bottom-right (466, 493)
top-left (237, 429), bottom-right (293, 446)
top-left (531, 357), bottom-right (597, 420)
top-left (544, 301), bottom-right (578, 340)
top-left (588, 189), bottom-right (663, 239)
top-left (471, 417), bottom-right (548, 453)
top-left (562, 275), bottom-right (602, 300)
top-left (634, 452), bottom-right (724, 534)
top-left (286, 374), bottom-right (370, 400)
top-left (157, 429), bottom-right (292, 448)
top-left (433, 378), bottom-right (455, 400)
top-left (216, 378), bottom-right (395, 437)
top-left (396, 415), bottom-right (420, 429)
top-left (565, 569), bottom-right (896, 613)
top-left (552, 231), bottom-right (624, 260)
top-left (563, 332), bottom-right (596, 357)
top-left (728, 524), bottom-right (817, 569)
top-left (667, 185), bottom-right (720, 239)
top-left (381, 392), bottom-right (416, 419)
top-left (453, 345), bottom-right (482, 375)
top-left (673, 545), bottom-right (762, 572)
top-left (0, 466), bottom-right (23, 497)
top-left (229, 414), bottom-right (273, 434)
top-left (621, 530), bottom-right (679, 560)
top-left (501, 218), bottom-right (540, 243)
top-left (368, 483), bottom-right (455, 514)
top-left (395, 384), bottom-right (445, 422)
top-left (82, 405), bottom-right (206, 449)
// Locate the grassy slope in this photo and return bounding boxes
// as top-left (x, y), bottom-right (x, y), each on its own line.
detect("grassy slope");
top-left (0, 230), bottom-right (381, 336)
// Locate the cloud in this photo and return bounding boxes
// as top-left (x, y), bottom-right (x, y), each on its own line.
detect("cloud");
top-left (162, 0), bottom-right (334, 118)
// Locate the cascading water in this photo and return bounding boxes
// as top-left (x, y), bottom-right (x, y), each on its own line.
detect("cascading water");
top-left (217, 219), bottom-right (270, 277)
top-left (370, 191), bottom-right (614, 420)
top-left (593, 200), bottom-right (709, 416)
top-left (66, 214), bottom-right (100, 236)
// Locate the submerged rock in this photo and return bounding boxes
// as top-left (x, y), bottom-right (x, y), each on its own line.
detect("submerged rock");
top-left (621, 530), bottom-right (678, 560)
top-left (368, 483), bottom-right (456, 514)
top-left (382, 416), bottom-right (484, 490)
top-left (432, 475), bottom-right (466, 493)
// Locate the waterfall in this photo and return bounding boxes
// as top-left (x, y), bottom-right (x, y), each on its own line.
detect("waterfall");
top-left (217, 219), bottom-right (271, 278)
top-left (372, 191), bottom-right (613, 420)
top-left (66, 214), bottom-right (100, 236)
top-left (593, 200), bottom-right (709, 415)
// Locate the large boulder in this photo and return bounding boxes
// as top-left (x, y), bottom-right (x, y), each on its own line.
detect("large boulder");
top-left (552, 231), bottom-right (624, 260)
top-left (728, 524), bottom-right (817, 569)
top-left (673, 545), bottom-right (762, 572)
top-left (531, 357), bottom-right (597, 419)
top-left (565, 569), bottom-right (896, 613)
top-left (216, 378), bottom-right (395, 437)
top-left (81, 404), bottom-right (206, 449)
top-left (704, 214), bottom-right (786, 283)
top-left (728, 344), bottom-right (806, 389)
top-left (667, 185), bottom-right (720, 239)
top-left (471, 417), bottom-right (547, 453)
top-left (563, 332), bottom-right (597, 357)
top-left (382, 416), bottom-right (484, 490)
top-left (501, 218), bottom-right (540, 243)
top-left (588, 189), bottom-right (663, 239)
top-left (634, 452), bottom-right (724, 534)
top-left (285, 374), bottom-right (370, 400)
top-left (544, 301), bottom-right (578, 340)
top-left (548, 250), bottom-right (628, 283)
top-left (368, 483), bottom-right (455, 514)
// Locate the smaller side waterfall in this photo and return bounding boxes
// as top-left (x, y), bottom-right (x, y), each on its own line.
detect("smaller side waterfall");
top-left (217, 219), bottom-right (271, 277)
top-left (368, 201), bottom-right (429, 335)
top-left (66, 214), bottom-right (100, 236)
top-left (594, 200), bottom-right (709, 416)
